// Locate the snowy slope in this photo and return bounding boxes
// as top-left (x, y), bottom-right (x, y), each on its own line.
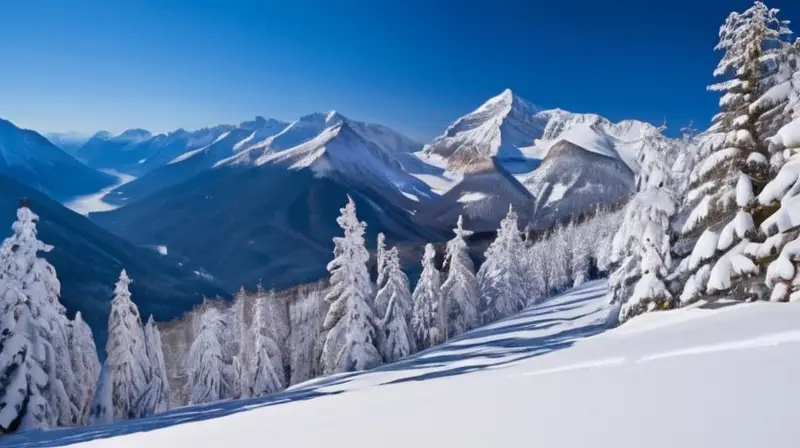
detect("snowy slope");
top-left (102, 117), bottom-right (288, 205)
top-left (524, 140), bottom-right (635, 230)
top-left (0, 119), bottom-right (117, 201)
top-left (422, 89), bottom-right (652, 173)
top-left (11, 280), bottom-right (800, 448)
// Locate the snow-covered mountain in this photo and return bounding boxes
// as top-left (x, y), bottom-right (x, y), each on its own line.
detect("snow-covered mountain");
top-left (75, 125), bottom-right (233, 176)
top-left (421, 89), bottom-right (547, 169)
top-left (421, 89), bottom-right (651, 173)
top-left (222, 110), bottom-right (422, 167)
top-left (43, 130), bottom-right (92, 154)
top-left (259, 122), bottom-right (435, 203)
top-left (415, 157), bottom-right (535, 233)
top-left (91, 126), bottom-right (444, 290)
top-left (0, 119), bottom-right (117, 201)
top-left (524, 140), bottom-right (635, 230)
top-left (0, 173), bottom-right (229, 352)
top-left (104, 117), bottom-right (288, 205)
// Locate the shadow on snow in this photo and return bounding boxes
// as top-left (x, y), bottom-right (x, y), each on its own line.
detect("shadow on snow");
top-left (4, 281), bottom-right (610, 447)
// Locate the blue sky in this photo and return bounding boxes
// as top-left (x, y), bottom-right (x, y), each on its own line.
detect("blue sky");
top-left (0, 0), bottom-right (798, 141)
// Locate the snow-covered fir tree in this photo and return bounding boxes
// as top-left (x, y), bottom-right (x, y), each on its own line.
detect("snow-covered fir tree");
top-left (248, 290), bottom-right (285, 397)
top-left (609, 127), bottom-right (678, 322)
top-left (376, 232), bottom-right (388, 290)
top-left (759, 42), bottom-right (800, 302)
top-left (0, 205), bottom-right (80, 432)
top-left (319, 197), bottom-right (381, 374)
top-left (139, 316), bottom-right (170, 415)
top-left (440, 216), bottom-right (479, 337)
top-left (88, 364), bottom-right (113, 425)
top-left (411, 244), bottom-right (443, 350)
top-left (678, 3), bottom-right (795, 304)
top-left (374, 247), bottom-right (416, 362)
top-left (103, 269), bottom-right (150, 420)
top-left (185, 306), bottom-right (229, 405)
top-left (478, 206), bottom-right (526, 323)
top-left (67, 312), bottom-right (101, 425)
top-left (287, 285), bottom-right (327, 385)
top-left (229, 288), bottom-right (250, 399)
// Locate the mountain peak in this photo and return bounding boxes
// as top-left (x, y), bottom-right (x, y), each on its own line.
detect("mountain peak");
top-left (118, 128), bottom-right (152, 141)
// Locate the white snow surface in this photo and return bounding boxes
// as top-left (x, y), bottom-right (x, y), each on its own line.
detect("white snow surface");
top-left (64, 170), bottom-right (137, 215)
top-left (9, 280), bottom-right (800, 447)
top-left (771, 118), bottom-right (800, 149)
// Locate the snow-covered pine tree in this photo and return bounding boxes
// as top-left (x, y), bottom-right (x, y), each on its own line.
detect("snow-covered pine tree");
top-left (440, 216), bottom-right (480, 337)
top-left (678, 3), bottom-right (795, 304)
top-left (522, 238), bottom-right (549, 305)
top-left (67, 312), bottom-right (100, 425)
top-left (104, 269), bottom-right (150, 420)
top-left (376, 232), bottom-right (388, 290)
top-left (0, 205), bottom-right (79, 431)
top-left (185, 306), bottom-right (229, 405)
top-left (570, 219), bottom-right (593, 287)
top-left (287, 284), bottom-right (327, 385)
top-left (87, 363), bottom-right (113, 425)
top-left (374, 247), bottom-right (416, 362)
top-left (248, 291), bottom-right (284, 397)
top-left (609, 126), bottom-right (678, 322)
top-left (0, 278), bottom-right (50, 433)
top-left (229, 287), bottom-right (250, 399)
top-left (478, 206), bottom-right (526, 324)
top-left (411, 244), bottom-right (443, 350)
top-left (319, 197), bottom-right (381, 374)
top-left (139, 316), bottom-right (170, 415)
top-left (759, 41), bottom-right (800, 301)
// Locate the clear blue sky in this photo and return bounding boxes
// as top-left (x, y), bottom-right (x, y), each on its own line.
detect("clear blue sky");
top-left (1, 0), bottom-right (798, 141)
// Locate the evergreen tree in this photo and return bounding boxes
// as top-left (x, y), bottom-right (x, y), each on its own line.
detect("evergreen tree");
top-left (185, 306), bottom-right (228, 405)
top-left (138, 316), bottom-right (170, 415)
top-left (248, 291), bottom-right (285, 397)
top-left (411, 244), bottom-right (443, 349)
top-left (88, 364), bottom-right (113, 425)
top-left (67, 312), bottom-right (101, 425)
top-left (376, 232), bottom-right (388, 290)
top-left (0, 205), bottom-right (77, 432)
top-left (609, 127), bottom-right (678, 322)
top-left (104, 270), bottom-right (150, 420)
top-left (678, 3), bottom-right (794, 304)
top-left (761, 43), bottom-right (800, 301)
top-left (440, 216), bottom-right (480, 337)
top-left (375, 247), bottom-right (416, 362)
top-left (478, 206), bottom-right (526, 323)
top-left (319, 197), bottom-right (381, 374)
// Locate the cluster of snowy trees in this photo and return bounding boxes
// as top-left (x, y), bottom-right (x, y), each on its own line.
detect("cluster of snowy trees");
top-left (0, 203), bottom-right (172, 435)
top-left (0, 205), bottom-right (100, 433)
top-left (90, 270), bottom-right (170, 424)
top-left (168, 197), bottom-right (621, 407)
top-left (609, 1), bottom-right (800, 323)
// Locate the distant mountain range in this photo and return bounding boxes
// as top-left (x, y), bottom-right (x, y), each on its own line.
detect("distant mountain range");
top-left (0, 173), bottom-right (229, 351)
top-left (0, 88), bottom-right (668, 338)
top-left (0, 119), bottom-right (117, 201)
